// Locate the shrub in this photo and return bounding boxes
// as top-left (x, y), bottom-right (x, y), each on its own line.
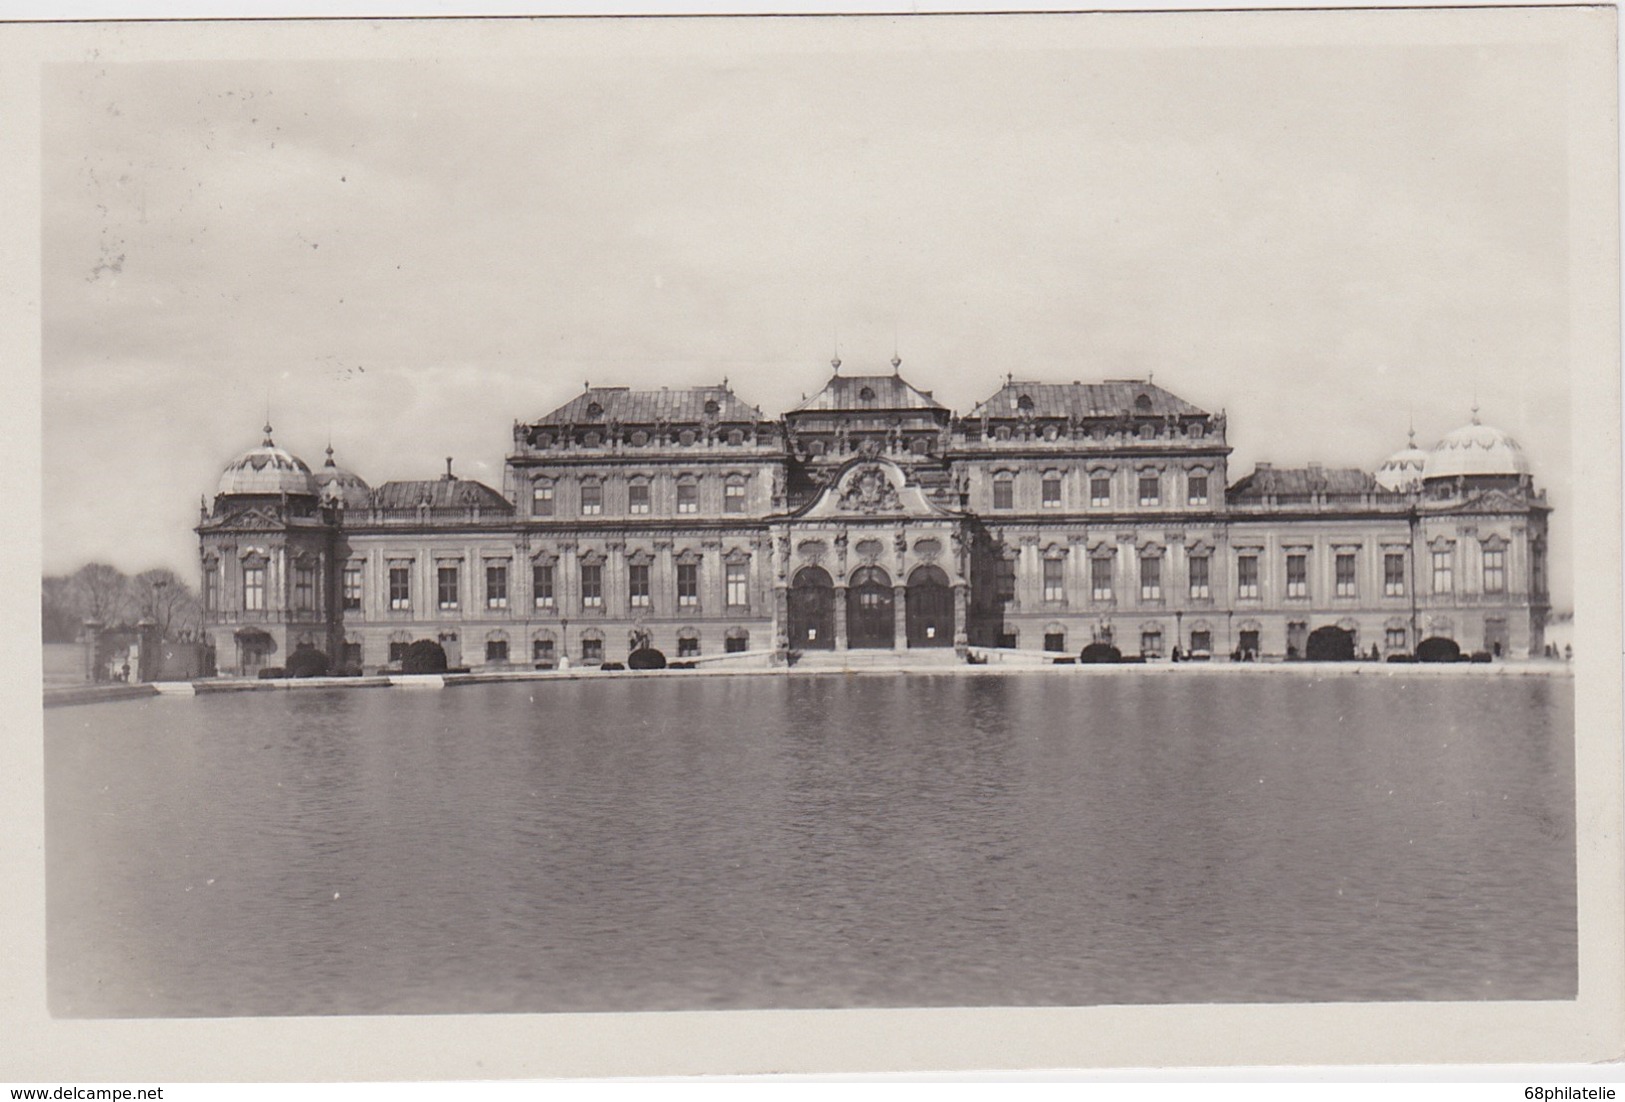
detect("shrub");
top-left (1052, 656), bottom-right (1077, 665)
top-left (1305, 626), bottom-right (1356, 662)
top-left (401, 639), bottom-right (448, 674)
top-left (599, 661), bottom-right (625, 671)
top-left (1470, 651), bottom-right (1493, 663)
top-left (1416, 636), bottom-right (1462, 663)
top-left (256, 666), bottom-right (285, 679)
top-left (627, 647), bottom-right (667, 671)
top-left (1386, 654), bottom-right (1419, 663)
top-left (286, 647), bottom-right (330, 678)
top-left (1079, 642), bottom-right (1123, 664)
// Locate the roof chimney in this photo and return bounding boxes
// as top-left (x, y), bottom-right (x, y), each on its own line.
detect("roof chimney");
top-left (444, 457), bottom-right (457, 481)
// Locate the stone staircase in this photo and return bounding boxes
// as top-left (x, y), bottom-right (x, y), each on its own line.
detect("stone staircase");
top-left (790, 648), bottom-right (965, 671)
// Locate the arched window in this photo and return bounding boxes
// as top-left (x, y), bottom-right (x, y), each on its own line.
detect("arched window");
top-left (1135, 393), bottom-right (1153, 413)
top-left (704, 399), bottom-right (720, 416)
top-left (630, 429), bottom-right (649, 447)
top-left (485, 630), bottom-right (510, 664)
top-left (585, 401), bottom-right (604, 419)
top-left (725, 626), bottom-right (750, 653)
top-left (1017, 394), bottom-right (1034, 412)
top-left (858, 386), bottom-right (876, 404)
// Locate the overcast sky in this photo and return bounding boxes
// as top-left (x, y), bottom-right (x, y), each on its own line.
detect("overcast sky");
top-left (40, 17), bottom-right (1575, 606)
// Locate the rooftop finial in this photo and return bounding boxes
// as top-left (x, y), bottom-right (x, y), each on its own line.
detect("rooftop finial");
top-left (722, 375), bottom-right (729, 391)
top-left (262, 420), bottom-right (274, 447)
top-left (831, 355), bottom-right (841, 372)
top-left (891, 353), bottom-right (901, 373)
top-left (444, 456), bottom-right (456, 481)
top-left (324, 442), bottom-right (336, 467)
top-left (1407, 410), bottom-right (1416, 447)
top-left (1470, 398), bottom-right (1481, 425)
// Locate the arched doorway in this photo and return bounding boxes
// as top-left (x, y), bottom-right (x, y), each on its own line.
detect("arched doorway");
top-left (789, 566), bottom-right (835, 650)
top-left (905, 565), bottom-right (953, 648)
top-left (847, 565), bottom-right (895, 649)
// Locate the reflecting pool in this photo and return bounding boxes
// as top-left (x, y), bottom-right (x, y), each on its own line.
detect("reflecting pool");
top-left (45, 672), bottom-right (1575, 1016)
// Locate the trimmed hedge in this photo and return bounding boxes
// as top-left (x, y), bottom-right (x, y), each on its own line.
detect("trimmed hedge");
top-left (286, 647), bottom-right (330, 678)
top-left (1416, 636), bottom-right (1462, 663)
top-left (1079, 642), bottom-right (1123, 664)
top-left (401, 639), bottom-right (449, 674)
top-left (256, 667), bottom-right (286, 679)
top-left (1305, 626), bottom-right (1356, 662)
top-left (627, 647), bottom-right (668, 671)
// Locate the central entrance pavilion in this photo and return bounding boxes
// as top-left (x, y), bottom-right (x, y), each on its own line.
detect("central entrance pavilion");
top-left (773, 457), bottom-right (970, 654)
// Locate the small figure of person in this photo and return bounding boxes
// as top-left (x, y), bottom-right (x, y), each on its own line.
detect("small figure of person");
top-left (119, 660), bottom-right (130, 683)
top-left (1171, 644), bottom-right (1183, 663)
top-left (1565, 644), bottom-right (1573, 661)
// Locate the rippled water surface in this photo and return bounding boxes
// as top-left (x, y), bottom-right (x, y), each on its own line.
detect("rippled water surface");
top-left (46, 673), bottom-right (1575, 1016)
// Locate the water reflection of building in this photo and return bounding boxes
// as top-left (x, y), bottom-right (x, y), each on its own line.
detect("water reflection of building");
top-left (196, 365), bottom-right (1551, 674)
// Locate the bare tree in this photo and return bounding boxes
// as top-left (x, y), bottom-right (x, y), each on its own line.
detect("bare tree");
top-left (132, 567), bottom-right (199, 640)
top-left (70, 563), bottom-right (130, 625)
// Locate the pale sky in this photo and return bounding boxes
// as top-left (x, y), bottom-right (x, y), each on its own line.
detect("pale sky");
top-left (40, 19), bottom-right (1575, 607)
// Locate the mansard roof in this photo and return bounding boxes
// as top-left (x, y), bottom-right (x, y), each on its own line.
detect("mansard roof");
top-left (1228, 465), bottom-right (1381, 498)
top-left (966, 380), bottom-right (1209, 420)
top-left (535, 385), bottom-right (762, 426)
top-left (790, 373), bottom-right (944, 413)
top-left (370, 478), bottom-right (514, 512)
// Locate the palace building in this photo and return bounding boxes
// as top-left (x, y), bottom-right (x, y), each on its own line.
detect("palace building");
top-left (196, 364), bottom-right (1552, 674)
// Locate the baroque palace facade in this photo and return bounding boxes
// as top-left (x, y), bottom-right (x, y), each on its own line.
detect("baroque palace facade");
top-left (197, 364), bottom-right (1552, 675)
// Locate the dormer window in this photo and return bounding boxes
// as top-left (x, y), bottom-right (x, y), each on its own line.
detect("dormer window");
top-left (678, 429), bottom-right (696, 447)
top-left (1139, 424), bottom-right (1156, 440)
top-left (704, 399), bottom-right (720, 416)
top-left (727, 429), bottom-right (744, 446)
top-left (1135, 393), bottom-right (1153, 413)
top-left (1017, 394), bottom-right (1034, 412)
top-left (585, 401), bottom-right (603, 419)
top-left (630, 430), bottom-right (648, 447)
top-left (1188, 422), bottom-right (1205, 439)
top-left (858, 386), bottom-right (876, 404)
top-left (582, 430), bottom-right (601, 447)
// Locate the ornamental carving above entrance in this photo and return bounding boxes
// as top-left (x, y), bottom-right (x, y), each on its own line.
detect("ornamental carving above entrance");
top-left (836, 464), bottom-right (903, 514)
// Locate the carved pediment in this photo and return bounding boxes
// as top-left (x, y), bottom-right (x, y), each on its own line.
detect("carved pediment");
top-left (213, 506), bottom-right (287, 532)
top-left (913, 537), bottom-right (942, 561)
top-left (723, 547), bottom-right (752, 565)
top-left (796, 539), bottom-right (828, 562)
top-left (854, 538), bottom-right (885, 562)
top-left (836, 464), bottom-right (903, 514)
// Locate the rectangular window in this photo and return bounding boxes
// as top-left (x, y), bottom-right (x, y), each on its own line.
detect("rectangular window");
top-left (581, 563), bottom-right (603, 608)
top-left (293, 565), bottom-right (315, 611)
top-left (389, 565), bottom-right (411, 610)
top-left (1384, 552), bottom-right (1406, 597)
top-left (486, 563), bottom-right (509, 609)
top-left (204, 564), bottom-right (219, 612)
top-left (1286, 553), bottom-right (1308, 599)
top-left (1041, 476), bottom-right (1062, 508)
top-left (678, 635), bottom-right (700, 658)
top-left (996, 559), bottom-right (1017, 605)
top-left (437, 565), bottom-right (460, 610)
top-left (582, 636), bottom-right (603, 663)
top-left (1138, 472), bottom-right (1160, 506)
top-left (1140, 555), bottom-right (1162, 601)
top-left (342, 564), bottom-right (363, 611)
top-left (1091, 556), bottom-right (1113, 601)
top-left (629, 562), bottom-right (651, 607)
top-left (1238, 629), bottom-right (1260, 655)
top-left (1044, 632), bottom-right (1066, 653)
top-left (1188, 473), bottom-right (1209, 505)
top-left (725, 633), bottom-right (748, 654)
top-left (1533, 544), bottom-right (1547, 594)
top-left (1432, 548), bottom-right (1453, 594)
top-left (389, 639), bottom-right (411, 663)
top-left (485, 639), bottom-right (509, 663)
top-left (533, 563), bottom-right (554, 608)
top-left (725, 562), bottom-right (748, 608)
top-left (1043, 558), bottom-right (1065, 602)
top-left (1483, 548), bottom-right (1506, 594)
top-left (992, 478), bottom-right (1014, 510)
top-left (532, 482), bottom-right (554, 517)
top-left (1237, 554), bottom-right (1259, 599)
top-left (724, 482), bottom-right (746, 514)
top-left (532, 637), bottom-right (555, 663)
top-left (1189, 555), bottom-right (1210, 599)
top-left (1190, 629), bottom-right (1212, 653)
top-left (243, 564), bottom-right (265, 611)
top-left (677, 482), bottom-right (698, 514)
top-left (628, 481), bottom-right (650, 514)
top-left (580, 481), bottom-right (602, 516)
top-left (1141, 629), bottom-right (1163, 657)
top-left (1335, 552), bottom-right (1357, 598)
top-left (1090, 475), bottom-right (1111, 508)
top-left (1386, 627), bottom-right (1408, 650)
top-left (677, 562), bottom-right (699, 607)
